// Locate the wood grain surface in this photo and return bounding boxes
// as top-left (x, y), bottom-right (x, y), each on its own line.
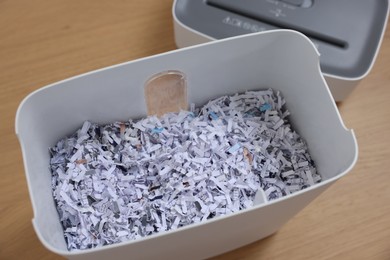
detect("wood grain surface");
top-left (1, 1), bottom-right (389, 259)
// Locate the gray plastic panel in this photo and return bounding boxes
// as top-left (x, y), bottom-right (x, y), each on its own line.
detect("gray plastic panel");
top-left (174, 0), bottom-right (388, 78)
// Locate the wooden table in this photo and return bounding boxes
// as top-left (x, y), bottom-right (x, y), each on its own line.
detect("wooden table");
top-left (1, 1), bottom-right (389, 259)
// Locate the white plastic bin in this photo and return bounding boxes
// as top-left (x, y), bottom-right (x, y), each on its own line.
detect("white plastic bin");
top-left (16, 30), bottom-right (357, 260)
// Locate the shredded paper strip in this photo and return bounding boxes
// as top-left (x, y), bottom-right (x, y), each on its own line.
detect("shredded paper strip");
top-left (49, 89), bottom-right (321, 250)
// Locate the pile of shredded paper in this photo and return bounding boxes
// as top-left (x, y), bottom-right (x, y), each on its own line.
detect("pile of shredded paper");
top-left (50, 89), bottom-right (320, 250)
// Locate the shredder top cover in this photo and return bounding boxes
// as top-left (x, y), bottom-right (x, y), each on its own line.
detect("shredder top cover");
top-left (175, 0), bottom-right (389, 78)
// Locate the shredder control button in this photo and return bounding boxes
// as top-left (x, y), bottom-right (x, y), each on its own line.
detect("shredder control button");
top-left (281, 0), bottom-right (304, 6)
top-left (280, 0), bottom-right (313, 8)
